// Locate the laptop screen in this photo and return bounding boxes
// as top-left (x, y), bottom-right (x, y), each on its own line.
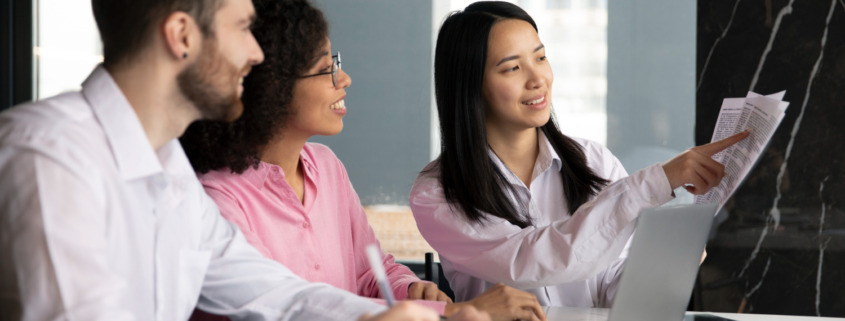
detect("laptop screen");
top-left (608, 204), bottom-right (717, 321)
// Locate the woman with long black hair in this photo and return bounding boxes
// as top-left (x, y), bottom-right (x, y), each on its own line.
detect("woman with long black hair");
top-left (410, 1), bottom-right (746, 308)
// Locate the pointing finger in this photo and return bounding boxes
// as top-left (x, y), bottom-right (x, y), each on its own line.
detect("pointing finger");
top-left (694, 130), bottom-right (750, 156)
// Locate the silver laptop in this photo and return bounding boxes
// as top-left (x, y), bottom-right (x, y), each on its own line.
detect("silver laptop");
top-left (607, 203), bottom-right (718, 321)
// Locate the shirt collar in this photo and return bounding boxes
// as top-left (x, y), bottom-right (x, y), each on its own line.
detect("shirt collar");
top-left (243, 162), bottom-right (272, 189)
top-left (488, 130), bottom-right (562, 188)
top-left (535, 131), bottom-right (562, 176)
top-left (244, 144), bottom-right (320, 189)
top-left (81, 65), bottom-right (164, 181)
top-left (299, 143), bottom-right (319, 179)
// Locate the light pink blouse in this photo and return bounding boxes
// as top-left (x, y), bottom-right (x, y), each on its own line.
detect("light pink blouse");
top-left (196, 142), bottom-right (445, 316)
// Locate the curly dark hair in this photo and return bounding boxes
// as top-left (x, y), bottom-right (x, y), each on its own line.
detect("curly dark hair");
top-left (180, 0), bottom-right (328, 174)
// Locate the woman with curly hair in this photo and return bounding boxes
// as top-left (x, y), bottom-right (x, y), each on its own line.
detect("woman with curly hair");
top-left (181, 0), bottom-right (545, 320)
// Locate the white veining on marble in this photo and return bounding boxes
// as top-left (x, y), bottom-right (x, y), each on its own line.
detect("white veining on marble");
top-left (738, 215), bottom-right (770, 277)
top-left (745, 257), bottom-right (771, 298)
top-left (770, 0), bottom-right (836, 229)
top-left (749, 0), bottom-right (794, 92)
top-left (697, 0), bottom-right (742, 92)
top-left (736, 0), bottom-right (799, 283)
top-left (740, 0), bottom-right (836, 288)
top-left (815, 175), bottom-right (831, 317)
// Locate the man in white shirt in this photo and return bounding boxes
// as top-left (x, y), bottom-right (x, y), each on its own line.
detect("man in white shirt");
top-left (0, 0), bottom-right (490, 320)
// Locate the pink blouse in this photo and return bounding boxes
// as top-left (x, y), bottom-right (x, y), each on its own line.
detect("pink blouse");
top-left (194, 143), bottom-right (445, 317)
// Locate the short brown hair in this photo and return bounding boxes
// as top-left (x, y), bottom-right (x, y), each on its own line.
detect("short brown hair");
top-left (91, 0), bottom-right (223, 67)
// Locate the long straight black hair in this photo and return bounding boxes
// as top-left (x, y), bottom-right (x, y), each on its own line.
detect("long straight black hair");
top-left (432, 1), bottom-right (609, 228)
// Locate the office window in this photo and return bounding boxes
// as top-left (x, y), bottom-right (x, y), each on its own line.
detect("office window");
top-left (35, 0), bottom-right (102, 100)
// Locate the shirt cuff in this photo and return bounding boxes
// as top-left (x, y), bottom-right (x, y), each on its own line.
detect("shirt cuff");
top-left (630, 163), bottom-right (675, 207)
top-left (391, 277), bottom-right (424, 301)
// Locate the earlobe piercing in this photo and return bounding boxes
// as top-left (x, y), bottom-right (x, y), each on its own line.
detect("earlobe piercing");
top-left (182, 52), bottom-right (188, 59)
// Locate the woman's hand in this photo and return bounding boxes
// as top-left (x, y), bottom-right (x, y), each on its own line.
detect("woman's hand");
top-left (445, 283), bottom-right (546, 321)
top-left (408, 281), bottom-right (453, 302)
top-left (662, 131), bottom-right (750, 195)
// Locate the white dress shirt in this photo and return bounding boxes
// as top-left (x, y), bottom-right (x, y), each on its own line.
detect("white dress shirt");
top-left (0, 66), bottom-right (384, 321)
top-left (409, 132), bottom-right (674, 307)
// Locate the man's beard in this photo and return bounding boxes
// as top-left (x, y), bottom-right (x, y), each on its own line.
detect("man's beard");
top-left (177, 39), bottom-right (249, 122)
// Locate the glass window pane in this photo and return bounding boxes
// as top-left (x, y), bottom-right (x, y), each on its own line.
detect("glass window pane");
top-left (35, 0), bottom-right (102, 100)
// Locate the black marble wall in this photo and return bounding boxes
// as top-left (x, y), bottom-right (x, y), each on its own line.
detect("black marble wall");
top-left (697, 0), bottom-right (845, 317)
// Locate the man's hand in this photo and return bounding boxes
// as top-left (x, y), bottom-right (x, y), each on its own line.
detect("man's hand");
top-left (448, 305), bottom-right (492, 321)
top-left (662, 131), bottom-right (750, 195)
top-left (408, 281), bottom-right (453, 303)
top-left (359, 301), bottom-right (491, 321)
top-left (445, 283), bottom-right (546, 321)
top-left (358, 302), bottom-right (440, 321)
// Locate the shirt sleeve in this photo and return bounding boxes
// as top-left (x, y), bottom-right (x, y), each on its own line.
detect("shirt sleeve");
top-left (590, 233), bottom-right (630, 308)
top-left (409, 161), bottom-right (673, 290)
top-left (0, 148), bottom-right (136, 321)
top-left (584, 146), bottom-right (633, 307)
top-left (193, 185), bottom-right (387, 320)
top-left (338, 161), bottom-right (447, 313)
top-left (348, 198), bottom-right (419, 301)
top-left (202, 186), bottom-right (274, 259)
top-left (594, 254), bottom-right (626, 307)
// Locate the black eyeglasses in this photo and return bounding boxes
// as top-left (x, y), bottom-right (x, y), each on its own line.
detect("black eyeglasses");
top-left (299, 52), bottom-right (342, 87)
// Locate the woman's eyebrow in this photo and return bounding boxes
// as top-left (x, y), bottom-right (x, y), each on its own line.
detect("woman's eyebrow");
top-left (495, 44), bottom-right (545, 66)
top-left (495, 55), bottom-right (519, 67)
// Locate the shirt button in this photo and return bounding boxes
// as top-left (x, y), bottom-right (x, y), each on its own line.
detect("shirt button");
top-left (302, 222), bottom-right (310, 229)
top-left (314, 263), bottom-right (320, 270)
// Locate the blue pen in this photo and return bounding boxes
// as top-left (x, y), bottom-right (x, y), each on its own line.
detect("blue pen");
top-left (365, 244), bottom-right (396, 306)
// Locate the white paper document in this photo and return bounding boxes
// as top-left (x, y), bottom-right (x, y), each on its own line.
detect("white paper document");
top-left (694, 91), bottom-right (790, 210)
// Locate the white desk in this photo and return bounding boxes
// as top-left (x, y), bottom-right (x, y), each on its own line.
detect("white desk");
top-left (544, 306), bottom-right (845, 321)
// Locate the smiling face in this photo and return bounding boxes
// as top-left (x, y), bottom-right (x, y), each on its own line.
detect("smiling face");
top-left (482, 19), bottom-right (553, 136)
top-left (178, 0), bottom-right (265, 122)
top-left (283, 39), bottom-right (351, 140)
